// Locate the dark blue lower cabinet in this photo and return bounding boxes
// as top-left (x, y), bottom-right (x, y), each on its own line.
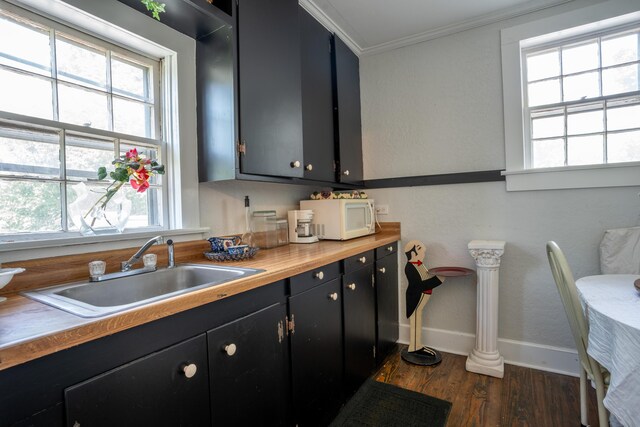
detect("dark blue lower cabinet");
top-left (64, 334), bottom-right (210, 427)
top-left (208, 302), bottom-right (289, 426)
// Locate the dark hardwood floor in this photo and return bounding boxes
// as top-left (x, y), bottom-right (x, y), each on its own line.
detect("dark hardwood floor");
top-left (373, 346), bottom-right (600, 426)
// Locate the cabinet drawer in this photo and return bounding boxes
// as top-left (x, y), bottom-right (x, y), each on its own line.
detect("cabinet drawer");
top-left (343, 250), bottom-right (374, 273)
top-left (376, 242), bottom-right (398, 260)
top-left (289, 261), bottom-right (341, 295)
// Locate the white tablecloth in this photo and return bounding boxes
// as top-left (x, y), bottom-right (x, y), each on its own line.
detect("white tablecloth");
top-left (576, 274), bottom-right (640, 427)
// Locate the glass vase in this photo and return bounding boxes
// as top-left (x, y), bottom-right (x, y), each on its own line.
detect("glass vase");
top-left (69, 182), bottom-right (132, 236)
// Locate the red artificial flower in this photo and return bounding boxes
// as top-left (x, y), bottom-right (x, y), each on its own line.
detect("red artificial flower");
top-left (126, 148), bottom-right (139, 160)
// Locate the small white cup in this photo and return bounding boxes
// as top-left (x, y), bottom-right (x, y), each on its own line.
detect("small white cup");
top-left (88, 260), bottom-right (106, 278)
top-left (143, 253), bottom-right (157, 268)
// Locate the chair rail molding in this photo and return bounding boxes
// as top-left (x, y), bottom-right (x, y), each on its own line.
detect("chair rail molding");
top-left (467, 240), bottom-right (506, 378)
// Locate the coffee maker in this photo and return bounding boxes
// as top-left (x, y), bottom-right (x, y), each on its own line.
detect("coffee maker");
top-left (288, 210), bottom-right (319, 244)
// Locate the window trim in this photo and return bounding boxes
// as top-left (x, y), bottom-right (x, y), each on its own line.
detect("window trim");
top-left (0, 0), bottom-right (201, 254)
top-left (501, 0), bottom-right (640, 191)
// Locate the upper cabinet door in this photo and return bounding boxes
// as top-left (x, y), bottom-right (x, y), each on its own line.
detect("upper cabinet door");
top-left (237, 0), bottom-right (304, 178)
top-left (300, 7), bottom-right (335, 182)
top-left (333, 37), bottom-right (363, 184)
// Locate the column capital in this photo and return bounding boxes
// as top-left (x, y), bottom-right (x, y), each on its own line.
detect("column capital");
top-left (468, 240), bottom-right (506, 268)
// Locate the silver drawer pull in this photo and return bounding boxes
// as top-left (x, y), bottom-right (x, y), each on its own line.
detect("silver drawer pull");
top-left (347, 283), bottom-right (356, 291)
top-left (224, 343), bottom-right (237, 356)
top-left (305, 164), bottom-right (313, 171)
top-left (386, 246), bottom-right (393, 252)
top-left (314, 271), bottom-right (324, 280)
top-left (328, 292), bottom-right (338, 301)
top-left (379, 267), bottom-right (386, 274)
top-left (290, 160), bottom-right (301, 168)
top-left (182, 363), bottom-right (198, 378)
top-left (343, 170), bottom-right (350, 176)
top-left (359, 256), bottom-right (366, 263)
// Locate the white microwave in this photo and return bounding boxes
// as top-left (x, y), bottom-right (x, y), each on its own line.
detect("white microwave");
top-left (300, 199), bottom-right (375, 240)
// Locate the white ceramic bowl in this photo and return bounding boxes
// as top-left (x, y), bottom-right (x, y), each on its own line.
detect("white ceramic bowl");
top-left (0, 267), bottom-right (25, 289)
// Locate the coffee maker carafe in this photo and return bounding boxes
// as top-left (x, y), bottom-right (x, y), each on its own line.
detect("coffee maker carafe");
top-left (288, 210), bottom-right (319, 244)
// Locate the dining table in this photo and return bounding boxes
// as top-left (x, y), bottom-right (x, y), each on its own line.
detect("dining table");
top-left (575, 274), bottom-right (640, 427)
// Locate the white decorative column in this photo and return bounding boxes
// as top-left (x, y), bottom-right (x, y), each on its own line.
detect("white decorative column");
top-left (466, 240), bottom-right (506, 378)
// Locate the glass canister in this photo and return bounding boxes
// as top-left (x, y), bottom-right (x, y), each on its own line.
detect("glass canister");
top-left (252, 210), bottom-right (278, 249)
top-left (276, 218), bottom-right (289, 246)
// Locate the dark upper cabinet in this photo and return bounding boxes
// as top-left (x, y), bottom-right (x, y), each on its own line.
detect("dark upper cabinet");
top-left (207, 302), bottom-right (289, 426)
top-left (237, 0), bottom-right (304, 178)
top-left (332, 36), bottom-right (363, 184)
top-left (289, 277), bottom-right (344, 427)
top-left (300, 7), bottom-right (335, 182)
top-left (65, 335), bottom-right (210, 427)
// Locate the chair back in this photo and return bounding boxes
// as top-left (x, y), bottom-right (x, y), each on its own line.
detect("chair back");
top-left (546, 241), bottom-right (595, 376)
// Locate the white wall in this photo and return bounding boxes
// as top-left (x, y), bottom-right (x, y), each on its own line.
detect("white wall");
top-left (360, 0), bottom-right (640, 373)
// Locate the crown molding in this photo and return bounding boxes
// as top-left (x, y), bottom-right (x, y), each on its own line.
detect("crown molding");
top-left (301, 0), bottom-right (575, 57)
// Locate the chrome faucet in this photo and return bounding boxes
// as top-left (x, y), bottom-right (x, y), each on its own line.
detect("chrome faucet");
top-left (166, 239), bottom-right (175, 269)
top-left (121, 236), bottom-right (163, 272)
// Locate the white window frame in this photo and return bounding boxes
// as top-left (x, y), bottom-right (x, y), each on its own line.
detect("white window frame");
top-left (0, 0), bottom-right (205, 256)
top-left (501, 0), bottom-right (640, 191)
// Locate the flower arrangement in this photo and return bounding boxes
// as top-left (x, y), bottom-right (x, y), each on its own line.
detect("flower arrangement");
top-left (84, 148), bottom-right (165, 227)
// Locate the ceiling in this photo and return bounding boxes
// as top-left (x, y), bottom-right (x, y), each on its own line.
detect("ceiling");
top-left (302, 0), bottom-right (572, 55)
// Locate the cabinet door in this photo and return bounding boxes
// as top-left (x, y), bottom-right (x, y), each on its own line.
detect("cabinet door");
top-left (65, 335), bottom-right (209, 427)
top-left (343, 265), bottom-right (376, 396)
top-left (300, 7), bottom-right (335, 182)
top-left (208, 302), bottom-right (289, 426)
top-left (237, 0), bottom-right (303, 178)
top-left (376, 251), bottom-right (399, 364)
top-left (332, 36), bottom-right (363, 184)
top-left (289, 278), bottom-right (343, 427)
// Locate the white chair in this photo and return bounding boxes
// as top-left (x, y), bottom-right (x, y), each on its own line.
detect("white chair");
top-left (546, 241), bottom-right (609, 427)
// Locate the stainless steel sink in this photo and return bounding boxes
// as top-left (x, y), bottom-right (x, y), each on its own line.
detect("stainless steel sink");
top-left (23, 264), bottom-right (264, 318)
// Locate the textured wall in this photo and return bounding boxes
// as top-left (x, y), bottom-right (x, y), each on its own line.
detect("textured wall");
top-left (360, 0), bottom-right (640, 350)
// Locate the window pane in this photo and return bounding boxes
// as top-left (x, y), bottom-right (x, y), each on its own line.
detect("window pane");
top-left (602, 32), bottom-right (639, 67)
top-left (125, 186), bottom-right (162, 228)
top-left (527, 50), bottom-right (560, 81)
top-left (112, 57), bottom-right (150, 101)
top-left (55, 35), bottom-right (106, 90)
top-left (567, 135), bottom-right (603, 165)
top-left (65, 134), bottom-right (114, 181)
top-left (608, 130), bottom-right (640, 163)
top-left (0, 179), bottom-right (61, 233)
top-left (607, 104), bottom-right (640, 131)
top-left (528, 79), bottom-right (561, 107)
top-left (0, 68), bottom-right (53, 119)
top-left (532, 115), bottom-right (564, 138)
top-left (0, 124), bottom-right (60, 178)
top-left (58, 83), bottom-right (109, 130)
top-left (532, 138), bottom-right (564, 168)
top-left (567, 110), bottom-right (603, 135)
top-left (113, 97), bottom-right (154, 138)
top-left (562, 41), bottom-right (598, 74)
top-left (0, 13), bottom-right (50, 76)
top-left (602, 64), bottom-right (639, 96)
top-left (563, 72), bottom-right (599, 101)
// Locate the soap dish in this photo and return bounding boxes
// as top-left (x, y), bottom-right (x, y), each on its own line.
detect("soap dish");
top-left (203, 247), bottom-right (259, 262)
top-left (0, 267), bottom-right (26, 302)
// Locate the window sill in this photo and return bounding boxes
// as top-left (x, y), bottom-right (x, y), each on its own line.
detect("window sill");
top-left (502, 162), bottom-right (640, 191)
top-left (0, 228), bottom-right (210, 262)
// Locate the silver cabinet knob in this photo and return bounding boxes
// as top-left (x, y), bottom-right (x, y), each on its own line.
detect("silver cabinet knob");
top-left (359, 256), bottom-right (367, 263)
top-left (224, 343), bottom-right (237, 356)
top-left (343, 170), bottom-right (350, 176)
top-left (314, 271), bottom-right (324, 280)
top-left (182, 363), bottom-right (197, 378)
top-left (347, 283), bottom-right (356, 291)
top-left (386, 246), bottom-right (393, 252)
top-left (305, 164), bottom-right (313, 171)
top-left (379, 267), bottom-right (386, 274)
top-left (290, 160), bottom-right (301, 168)
top-left (328, 292), bottom-right (338, 301)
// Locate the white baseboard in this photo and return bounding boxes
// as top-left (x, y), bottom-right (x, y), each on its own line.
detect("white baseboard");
top-left (399, 324), bottom-right (580, 377)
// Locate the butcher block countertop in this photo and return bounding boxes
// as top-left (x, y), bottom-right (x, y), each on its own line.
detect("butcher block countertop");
top-left (0, 223), bottom-right (400, 371)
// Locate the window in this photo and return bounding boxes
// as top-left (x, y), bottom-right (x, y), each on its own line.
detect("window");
top-left (523, 27), bottom-right (640, 169)
top-left (0, 4), bottom-right (166, 238)
top-left (501, 1), bottom-right (640, 191)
